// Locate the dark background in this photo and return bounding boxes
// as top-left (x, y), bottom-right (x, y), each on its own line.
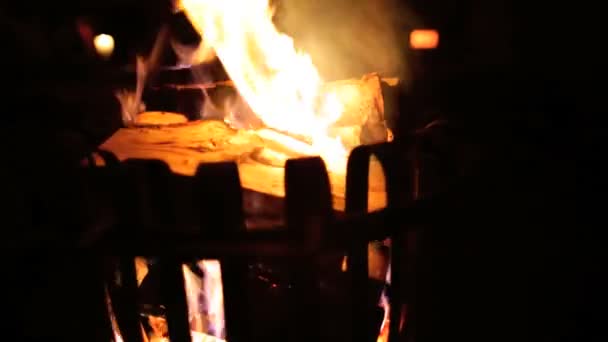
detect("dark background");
top-left (0, 0), bottom-right (603, 341)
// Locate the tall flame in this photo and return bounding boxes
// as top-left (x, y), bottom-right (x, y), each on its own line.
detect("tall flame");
top-left (178, 0), bottom-right (347, 171)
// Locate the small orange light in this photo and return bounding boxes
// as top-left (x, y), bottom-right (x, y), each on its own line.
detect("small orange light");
top-left (409, 29), bottom-right (439, 50)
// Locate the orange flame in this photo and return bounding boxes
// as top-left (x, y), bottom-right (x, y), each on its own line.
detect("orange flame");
top-left (377, 290), bottom-right (390, 342)
top-left (178, 0), bottom-right (347, 172)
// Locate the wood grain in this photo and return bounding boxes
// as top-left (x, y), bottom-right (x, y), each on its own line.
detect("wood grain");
top-left (99, 120), bottom-right (386, 212)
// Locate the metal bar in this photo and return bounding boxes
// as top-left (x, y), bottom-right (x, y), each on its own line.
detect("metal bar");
top-left (150, 80), bottom-right (235, 90)
top-left (110, 256), bottom-right (144, 342)
top-left (194, 162), bottom-right (246, 237)
top-left (345, 142), bottom-right (417, 342)
top-left (104, 160), bottom-right (168, 342)
top-left (94, 203), bottom-right (433, 257)
top-left (91, 256), bottom-right (118, 342)
top-left (284, 157), bottom-right (333, 342)
top-left (345, 145), bottom-right (373, 342)
top-left (195, 162), bottom-right (250, 342)
top-left (160, 257), bottom-right (192, 342)
top-left (91, 141), bottom-right (431, 342)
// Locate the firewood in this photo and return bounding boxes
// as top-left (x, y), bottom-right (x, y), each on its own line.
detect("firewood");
top-left (253, 128), bottom-right (314, 158)
top-left (153, 72), bottom-right (391, 148)
top-left (134, 111), bottom-right (189, 126)
top-left (324, 73), bottom-right (385, 128)
top-left (99, 119), bottom-right (387, 212)
top-left (100, 73), bottom-right (397, 212)
top-left (172, 72), bottom-right (387, 121)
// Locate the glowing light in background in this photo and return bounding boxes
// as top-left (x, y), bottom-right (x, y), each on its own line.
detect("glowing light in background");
top-left (409, 29), bottom-right (439, 50)
top-left (94, 33), bottom-right (115, 58)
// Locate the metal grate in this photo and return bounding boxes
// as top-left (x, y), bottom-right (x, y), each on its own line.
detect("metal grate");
top-left (88, 141), bottom-right (427, 342)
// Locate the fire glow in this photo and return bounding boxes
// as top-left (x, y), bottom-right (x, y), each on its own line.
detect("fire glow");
top-left (178, 0), bottom-right (348, 172)
top-left (110, 0), bottom-right (394, 339)
top-left (111, 260), bottom-right (227, 342)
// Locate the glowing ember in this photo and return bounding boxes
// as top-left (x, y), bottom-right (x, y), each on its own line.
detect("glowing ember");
top-left (178, 0), bottom-right (348, 172)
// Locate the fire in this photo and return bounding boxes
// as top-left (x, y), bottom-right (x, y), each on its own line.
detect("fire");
top-left (108, 259), bottom-right (226, 342)
top-left (377, 287), bottom-right (390, 342)
top-left (177, 0), bottom-right (348, 172)
top-left (183, 260), bottom-right (226, 340)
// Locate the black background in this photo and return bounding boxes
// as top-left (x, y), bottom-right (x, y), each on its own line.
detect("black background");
top-left (0, 1), bottom-right (603, 341)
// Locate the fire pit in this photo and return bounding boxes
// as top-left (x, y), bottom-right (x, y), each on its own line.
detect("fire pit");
top-left (103, 72), bottom-right (394, 214)
top-left (99, 76), bottom-right (396, 342)
top-left (94, 145), bottom-right (413, 342)
top-left (91, 1), bottom-right (416, 341)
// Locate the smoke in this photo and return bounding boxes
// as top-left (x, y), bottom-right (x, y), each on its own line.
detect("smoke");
top-left (273, 0), bottom-right (419, 81)
top-left (174, 0), bottom-right (419, 124)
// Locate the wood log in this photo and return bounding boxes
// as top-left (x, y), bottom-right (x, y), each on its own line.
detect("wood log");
top-left (100, 73), bottom-right (395, 214)
top-left (135, 111), bottom-right (188, 126)
top-left (324, 73), bottom-right (385, 127)
top-left (149, 73), bottom-right (391, 148)
top-left (99, 119), bottom-right (386, 213)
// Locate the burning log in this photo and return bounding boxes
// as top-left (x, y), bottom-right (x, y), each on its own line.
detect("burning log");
top-left (326, 73), bottom-right (391, 148)
top-left (102, 0), bottom-right (402, 336)
top-left (151, 73), bottom-right (393, 148)
top-left (101, 73), bottom-right (393, 212)
top-left (99, 119), bottom-right (386, 212)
